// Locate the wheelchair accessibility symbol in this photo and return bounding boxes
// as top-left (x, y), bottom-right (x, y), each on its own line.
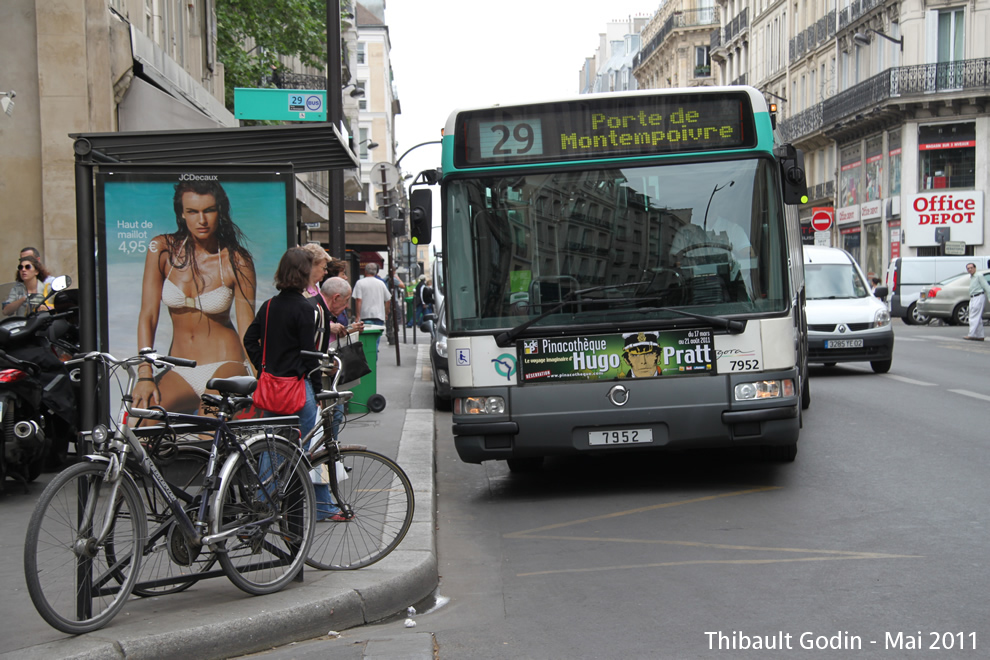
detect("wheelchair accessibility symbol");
top-left (455, 348), bottom-right (471, 366)
top-left (492, 354), bottom-right (516, 381)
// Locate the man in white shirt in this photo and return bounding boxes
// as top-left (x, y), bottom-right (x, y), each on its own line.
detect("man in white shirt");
top-left (353, 263), bottom-right (390, 351)
top-left (963, 262), bottom-right (990, 341)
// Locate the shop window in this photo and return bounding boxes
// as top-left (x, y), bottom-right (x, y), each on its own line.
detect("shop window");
top-left (919, 123), bottom-right (975, 191)
top-left (839, 142), bottom-right (861, 207)
top-left (888, 129), bottom-right (901, 196)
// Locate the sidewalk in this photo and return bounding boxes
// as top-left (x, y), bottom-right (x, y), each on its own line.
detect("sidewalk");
top-left (0, 337), bottom-right (437, 660)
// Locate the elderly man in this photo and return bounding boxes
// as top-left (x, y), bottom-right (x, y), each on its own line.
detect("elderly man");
top-left (352, 262), bottom-right (390, 352)
top-left (963, 262), bottom-right (990, 341)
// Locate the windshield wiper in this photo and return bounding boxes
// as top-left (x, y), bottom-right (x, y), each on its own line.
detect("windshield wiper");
top-left (634, 304), bottom-right (746, 333)
top-left (494, 280), bottom-right (649, 347)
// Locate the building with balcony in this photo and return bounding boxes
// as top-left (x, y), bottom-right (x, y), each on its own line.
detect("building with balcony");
top-left (634, 1), bottom-right (722, 88)
top-left (702, 0), bottom-right (990, 282)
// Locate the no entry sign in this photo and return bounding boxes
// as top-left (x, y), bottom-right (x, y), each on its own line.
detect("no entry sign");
top-left (811, 207), bottom-right (833, 232)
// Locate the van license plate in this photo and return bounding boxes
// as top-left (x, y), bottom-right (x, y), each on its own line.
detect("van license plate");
top-left (825, 339), bottom-right (863, 348)
top-left (589, 428), bottom-right (653, 446)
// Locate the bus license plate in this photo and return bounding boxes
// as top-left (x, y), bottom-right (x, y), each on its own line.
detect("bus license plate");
top-left (825, 339), bottom-right (863, 349)
top-left (589, 428), bottom-right (653, 446)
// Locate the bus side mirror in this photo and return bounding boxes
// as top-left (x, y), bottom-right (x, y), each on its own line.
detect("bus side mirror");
top-left (776, 144), bottom-right (808, 205)
top-left (409, 188), bottom-right (432, 245)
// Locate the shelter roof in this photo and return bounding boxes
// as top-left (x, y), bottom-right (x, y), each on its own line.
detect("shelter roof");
top-left (70, 122), bottom-right (358, 173)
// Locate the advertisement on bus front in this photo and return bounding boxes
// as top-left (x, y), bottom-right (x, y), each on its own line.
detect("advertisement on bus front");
top-left (517, 329), bottom-right (715, 383)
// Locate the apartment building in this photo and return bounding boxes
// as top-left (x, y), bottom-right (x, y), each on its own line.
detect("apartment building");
top-left (713, 0), bottom-right (990, 280)
top-left (2, 0), bottom-right (233, 279)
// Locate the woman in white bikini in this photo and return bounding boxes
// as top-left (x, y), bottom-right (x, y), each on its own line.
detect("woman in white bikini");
top-left (132, 180), bottom-right (257, 414)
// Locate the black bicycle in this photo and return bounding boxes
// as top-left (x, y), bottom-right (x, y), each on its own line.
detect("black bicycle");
top-left (23, 350), bottom-right (315, 634)
top-left (301, 346), bottom-right (415, 570)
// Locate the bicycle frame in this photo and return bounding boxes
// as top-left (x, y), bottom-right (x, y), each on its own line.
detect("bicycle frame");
top-left (72, 351), bottom-right (309, 568)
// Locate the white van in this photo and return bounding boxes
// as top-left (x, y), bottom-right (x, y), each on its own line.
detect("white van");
top-left (804, 246), bottom-right (894, 373)
top-left (884, 255), bottom-right (990, 324)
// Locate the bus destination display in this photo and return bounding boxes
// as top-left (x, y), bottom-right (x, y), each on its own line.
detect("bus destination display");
top-left (457, 92), bottom-right (755, 167)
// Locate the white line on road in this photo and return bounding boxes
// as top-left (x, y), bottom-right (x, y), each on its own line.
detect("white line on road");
top-left (883, 374), bottom-right (938, 386)
top-left (948, 389), bottom-right (990, 403)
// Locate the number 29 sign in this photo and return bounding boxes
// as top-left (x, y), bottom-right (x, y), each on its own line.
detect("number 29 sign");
top-left (479, 119), bottom-right (545, 159)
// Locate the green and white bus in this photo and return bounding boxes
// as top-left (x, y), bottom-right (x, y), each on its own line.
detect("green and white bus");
top-left (408, 86), bottom-right (810, 470)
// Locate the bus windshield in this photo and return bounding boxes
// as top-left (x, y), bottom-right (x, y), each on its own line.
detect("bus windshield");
top-left (445, 157), bottom-right (789, 333)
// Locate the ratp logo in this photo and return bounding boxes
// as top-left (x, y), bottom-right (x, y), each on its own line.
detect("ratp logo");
top-left (492, 354), bottom-right (516, 381)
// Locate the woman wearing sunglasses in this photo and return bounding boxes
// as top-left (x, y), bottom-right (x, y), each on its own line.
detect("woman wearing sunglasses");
top-left (3, 256), bottom-right (52, 317)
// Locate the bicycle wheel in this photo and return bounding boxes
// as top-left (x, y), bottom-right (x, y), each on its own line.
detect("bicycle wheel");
top-left (134, 445), bottom-right (218, 596)
top-left (306, 449), bottom-right (414, 570)
top-left (214, 436), bottom-right (314, 595)
top-left (24, 461), bottom-right (146, 634)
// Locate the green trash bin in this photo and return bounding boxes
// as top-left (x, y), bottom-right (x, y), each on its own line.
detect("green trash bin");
top-left (348, 327), bottom-right (386, 413)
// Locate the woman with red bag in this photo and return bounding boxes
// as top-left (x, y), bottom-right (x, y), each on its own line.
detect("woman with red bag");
top-left (243, 247), bottom-right (320, 432)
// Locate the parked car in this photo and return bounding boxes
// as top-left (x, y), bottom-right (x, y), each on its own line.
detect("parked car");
top-left (420, 299), bottom-right (450, 411)
top-left (884, 256), bottom-right (989, 325)
top-left (804, 245), bottom-right (894, 373)
top-left (917, 269), bottom-right (990, 325)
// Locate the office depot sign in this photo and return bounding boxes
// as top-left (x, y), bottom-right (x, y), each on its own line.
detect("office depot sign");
top-left (904, 191), bottom-right (984, 246)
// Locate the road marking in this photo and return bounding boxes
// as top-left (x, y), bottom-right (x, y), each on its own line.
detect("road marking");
top-left (883, 374), bottom-right (938, 386)
top-left (507, 487), bottom-right (921, 576)
top-left (517, 554), bottom-right (921, 577)
top-left (948, 389), bottom-right (990, 403)
top-left (504, 487), bottom-right (780, 538)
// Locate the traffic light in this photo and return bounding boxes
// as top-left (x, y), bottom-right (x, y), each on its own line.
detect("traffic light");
top-left (409, 188), bottom-right (432, 245)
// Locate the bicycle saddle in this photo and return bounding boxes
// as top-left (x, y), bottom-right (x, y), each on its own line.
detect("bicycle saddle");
top-left (206, 375), bottom-right (258, 396)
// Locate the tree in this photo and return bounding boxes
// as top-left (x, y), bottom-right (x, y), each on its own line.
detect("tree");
top-left (216, 0), bottom-right (350, 110)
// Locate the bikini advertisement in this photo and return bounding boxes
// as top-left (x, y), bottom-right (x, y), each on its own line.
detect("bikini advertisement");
top-left (96, 166), bottom-right (295, 416)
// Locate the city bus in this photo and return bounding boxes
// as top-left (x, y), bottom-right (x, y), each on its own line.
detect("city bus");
top-left (408, 86), bottom-right (810, 470)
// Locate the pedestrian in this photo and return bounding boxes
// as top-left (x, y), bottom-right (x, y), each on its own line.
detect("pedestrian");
top-left (963, 262), bottom-right (990, 341)
top-left (387, 267), bottom-right (405, 332)
top-left (3, 255), bottom-right (53, 317)
top-left (243, 247), bottom-right (320, 432)
top-left (310, 275), bottom-right (359, 522)
top-left (326, 258), bottom-right (350, 325)
top-left (300, 243), bottom-right (333, 352)
top-left (19, 246), bottom-right (56, 285)
top-left (352, 262), bottom-right (390, 352)
top-left (412, 274), bottom-right (431, 326)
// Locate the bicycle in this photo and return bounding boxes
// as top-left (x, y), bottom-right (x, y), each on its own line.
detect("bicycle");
top-left (300, 346), bottom-right (414, 570)
top-left (23, 350), bottom-right (315, 634)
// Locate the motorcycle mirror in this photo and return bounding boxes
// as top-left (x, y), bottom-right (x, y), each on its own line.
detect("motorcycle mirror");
top-left (51, 275), bottom-right (71, 292)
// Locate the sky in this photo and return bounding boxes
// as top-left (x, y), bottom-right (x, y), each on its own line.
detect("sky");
top-left (384, 1), bottom-right (659, 241)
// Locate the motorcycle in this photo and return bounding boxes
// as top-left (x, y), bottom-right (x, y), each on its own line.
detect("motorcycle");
top-left (0, 276), bottom-right (79, 493)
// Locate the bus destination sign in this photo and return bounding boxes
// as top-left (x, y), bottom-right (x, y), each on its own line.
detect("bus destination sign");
top-left (456, 92), bottom-right (755, 168)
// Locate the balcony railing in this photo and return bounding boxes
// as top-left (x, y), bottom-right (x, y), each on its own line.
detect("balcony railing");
top-left (777, 58), bottom-right (990, 142)
top-left (710, 27), bottom-right (722, 51)
top-left (723, 7), bottom-right (749, 44)
top-left (634, 8), bottom-right (720, 69)
top-left (694, 64), bottom-right (712, 78)
top-left (838, 0), bottom-right (884, 32)
top-left (730, 73), bottom-right (748, 86)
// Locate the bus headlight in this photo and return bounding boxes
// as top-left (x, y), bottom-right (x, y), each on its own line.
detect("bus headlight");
top-left (734, 379), bottom-right (795, 401)
top-left (457, 396), bottom-right (506, 415)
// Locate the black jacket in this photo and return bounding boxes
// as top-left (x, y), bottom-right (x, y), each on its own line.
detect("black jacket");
top-left (244, 290), bottom-right (320, 391)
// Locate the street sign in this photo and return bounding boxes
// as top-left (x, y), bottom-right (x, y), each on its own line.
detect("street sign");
top-left (371, 162), bottom-right (400, 187)
top-left (811, 207), bottom-right (833, 232)
top-left (234, 88), bottom-right (327, 122)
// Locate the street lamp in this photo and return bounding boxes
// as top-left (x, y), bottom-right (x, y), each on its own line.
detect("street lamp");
top-left (342, 83), bottom-right (365, 98)
top-left (853, 28), bottom-right (903, 51)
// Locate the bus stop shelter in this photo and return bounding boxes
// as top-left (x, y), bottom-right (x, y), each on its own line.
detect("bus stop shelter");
top-left (70, 122), bottom-right (359, 430)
